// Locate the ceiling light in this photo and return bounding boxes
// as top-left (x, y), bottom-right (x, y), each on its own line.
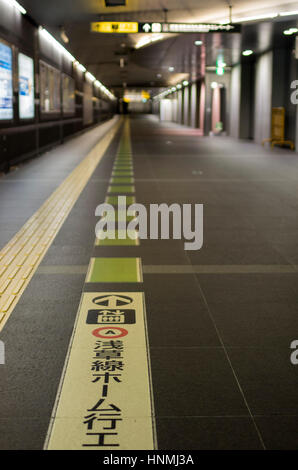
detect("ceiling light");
top-left (135, 34), bottom-right (163, 50)
top-left (39, 27), bottom-right (75, 62)
top-left (283, 28), bottom-right (298, 35)
top-left (236, 13), bottom-right (278, 22)
top-left (85, 72), bottom-right (96, 82)
top-left (280, 11), bottom-right (298, 16)
top-left (211, 82), bottom-right (218, 89)
top-left (6, 0), bottom-right (26, 14)
top-left (169, 66), bottom-right (175, 72)
top-left (183, 80), bottom-right (189, 86)
top-left (194, 40), bottom-right (203, 46)
top-left (242, 49), bottom-right (254, 56)
top-left (60, 28), bottom-right (69, 44)
top-left (75, 62), bottom-right (87, 72)
top-left (39, 29), bottom-right (115, 100)
top-left (177, 84), bottom-right (182, 89)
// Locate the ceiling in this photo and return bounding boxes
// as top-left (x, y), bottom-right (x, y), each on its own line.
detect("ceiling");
top-left (21, 0), bottom-right (298, 24)
top-left (20, 0), bottom-right (298, 95)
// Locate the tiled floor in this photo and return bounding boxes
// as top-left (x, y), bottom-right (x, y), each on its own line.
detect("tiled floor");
top-left (0, 115), bottom-right (298, 449)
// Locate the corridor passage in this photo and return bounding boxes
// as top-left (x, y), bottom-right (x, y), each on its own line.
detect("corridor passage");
top-left (1, 115), bottom-right (298, 450)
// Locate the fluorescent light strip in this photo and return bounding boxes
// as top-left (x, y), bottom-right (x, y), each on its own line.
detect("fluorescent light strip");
top-left (135, 34), bottom-right (163, 49)
top-left (237, 12), bottom-right (278, 22)
top-left (220, 9), bottom-right (298, 24)
top-left (5, 0), bottom-right (26, 14)
top-left (85, 72), bottom-right (96, 82)
top-left (75, 62), bottom-right (87, 73)
top-left (39, 28), bottom-right (115, 100)
top-left (39, 27), bottom-right (75, 62)
top-left (280, 10), bottom-right (298, 17)
top-left (95, 80), bottom-right (115, 99)
top-left (154, 80), bottom-right (190, 100)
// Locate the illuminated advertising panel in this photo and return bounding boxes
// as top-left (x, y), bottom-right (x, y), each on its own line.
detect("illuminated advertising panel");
top-left (62, 74), bottom-right (75, 114)
top-left (40, 61), bottom-right (61, 114)
top-left (0, 41), bottom-right (13, 120)
top-left (18, 53), bottom-right (35, 119)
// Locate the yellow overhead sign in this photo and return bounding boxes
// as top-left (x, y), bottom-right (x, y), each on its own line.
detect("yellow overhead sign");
top-left (91, 22), bottom-right (139, 34)
top-left (142, 90), bottom-right (151, 100)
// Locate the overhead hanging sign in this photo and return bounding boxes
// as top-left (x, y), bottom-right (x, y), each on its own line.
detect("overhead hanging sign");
top-left (91, 21), bottom-right (241, 34)
top-left (91, 22), bottom-right (139, 34)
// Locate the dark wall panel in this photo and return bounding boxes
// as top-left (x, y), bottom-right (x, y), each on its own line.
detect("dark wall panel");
top-left (0, 3), bottom-right (116, 172)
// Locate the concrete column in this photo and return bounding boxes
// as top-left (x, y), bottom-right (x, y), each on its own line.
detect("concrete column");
top-left (183, 86), bottom-right (190, 126)
top-left (229, 65), bottom-right (241, 138)
top-left (271, 47), bottom-right (297, 148)
top-left (211, 87), bottom-right (221, 132)
top-left (295, 105), bottom-right (298, 151)
top-left (239, 62), bottom-right (254, 140)
top-left (230, 48), bottom-right (295, 143)
top-left (190, 83), bottom-right (198, 128)
top-left (254, 51), bottom-right (273, 144)
top-left (171, 94), bottom-right (178, 122)
top-left (160, 99), bottom-right (172, 121)
top-left (199, 81), bottom-right (205, 132)
top-left (204, 72), bottom-right (231, 136)
top-left (177, 89), bottom-right (183, 124)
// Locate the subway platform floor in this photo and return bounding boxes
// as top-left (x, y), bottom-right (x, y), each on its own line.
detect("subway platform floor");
top-left (0, 115), bottom-right (298, 450)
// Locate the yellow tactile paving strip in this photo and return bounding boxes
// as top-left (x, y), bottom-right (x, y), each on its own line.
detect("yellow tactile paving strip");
top-left (0, 118), bottom-right (121, 331)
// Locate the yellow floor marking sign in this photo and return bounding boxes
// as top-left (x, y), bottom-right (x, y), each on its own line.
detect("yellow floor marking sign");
top-left (45, 292), bottom-right (156, 450)
top-left (0, 118), bottom-right (121, 331)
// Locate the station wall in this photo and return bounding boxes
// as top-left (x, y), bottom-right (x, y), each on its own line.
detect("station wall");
top-left (0, 0), bottom-right (116, 172)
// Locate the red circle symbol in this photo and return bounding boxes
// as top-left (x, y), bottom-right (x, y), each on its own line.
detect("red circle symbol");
top-left (92, 327), bottom-right (128, 339)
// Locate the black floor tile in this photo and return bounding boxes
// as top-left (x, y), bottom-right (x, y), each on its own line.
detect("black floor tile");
top-left (255, 416), bottom-right (298, 450)
top-left (156, 417), bottom-right (263, 450)
top-left (227, 348), bottom-right (298, 415)
top-left (150, 348), bottom-right (249, 417)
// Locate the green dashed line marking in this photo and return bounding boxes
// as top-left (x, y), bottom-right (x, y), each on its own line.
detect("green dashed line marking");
top-left (105, 195), bottom-right (136, 205)
top-left (110, 177), bottom-right (134, 184)
top-left (113, 168), bottom-right (133, 172)
top-left (112, 171), bottom-right (134, 176)
top-left (103, 210), bottom-right (135, 222)
top-left (114, 163), bottom-right (132, 167)
top-left (108, 185), bottom-right (135, 194)
top-left (86, 257), bottom-right (142, 282)
top-left (114, 163), bottom-right (133, 167)
top-left (96, 230), bottom-right (139, 246)
top-left (46, 120), bottom-right (156, 451)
